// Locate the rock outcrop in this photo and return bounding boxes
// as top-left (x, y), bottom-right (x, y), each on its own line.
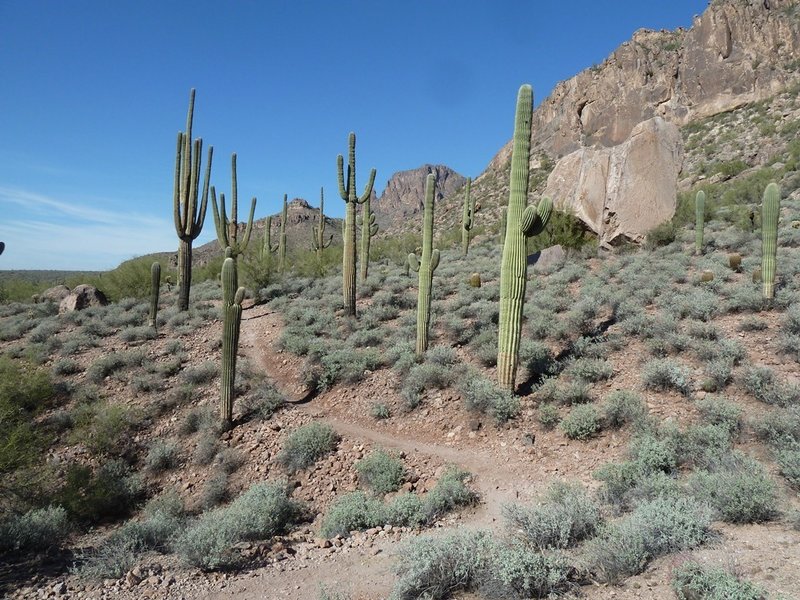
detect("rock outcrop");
top-left (372, 165), bottom-right (466, 232)
top-left (545, 118), bottom-right (684, 246)
top-left (59, 285), bottom-right (108, 313)
top-left (38, 285), bottom-right (71, 304)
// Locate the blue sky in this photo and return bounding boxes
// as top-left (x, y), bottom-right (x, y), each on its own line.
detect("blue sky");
top-left (0, 0), bottom-right (708, 270)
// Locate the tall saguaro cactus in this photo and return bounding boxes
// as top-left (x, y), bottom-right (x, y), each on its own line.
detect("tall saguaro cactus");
top-left (357, 193), bottom-right (379, 282)
top-left (173, 89), bottom-right (213, 312)
top-left (337, 132), bottom-right (376, 316)
top-left (278, 194), bottom-right (288, 273)
top-left (211, 153), bottom-right (257, 260)
top-left (461, 178), bottom-right (475, 256)
top-left (312, 187), bottom-right (333, 259)
top-left (221, 255), bottom-right (246, 429)
top-left (695, 190), bottom-right (705, 255)
top-left (409, 174), bottom-right (440, 357)
top-left (761, 182), bottom-right (780, 299)
top-left (149, 262), bottom-right (161, 329)
top-left (497, 85), bottom-right (553, 390)
top-left (260, 216), bottom-right (278, 260)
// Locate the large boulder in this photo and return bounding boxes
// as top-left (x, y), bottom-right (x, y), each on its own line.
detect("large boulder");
top-left (59, 285), bottom-right (109, 313)
top-left (544, 117), bottom-right (683, 247)
top-left (39, 285), bottom-right (71, 304)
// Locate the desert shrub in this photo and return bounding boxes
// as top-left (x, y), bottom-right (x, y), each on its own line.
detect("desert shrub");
top-left (737, 316), bottom-right (768, 331)
top-left (603, 390), bottom-right (647, 429)
top-left (420, 467), bottom-right (478, 523)
top-left (644, 221), bottom-right (677, 249)
top-left (672, 561), bottom-right (765, 600)
top-left (459, 375), bottom-right (520, 424)
top-left (277, 422), bottom-right (340, 473)
top-left (320, 492), bottom-right (388, 538)
top-left (200, 473), bottom-right (229, 509)
top-left (566, 357), bottom-right (613, 383)
top-left (695, 396), bottom-right (741, 436)
top-left (370, 402), bottom-right (391, 420)
top-left (776, 448), bottom-right (800, 488)
top-left (240, 380), bottom-right (284, 421)
top-left (86, 350), bottom-right (145, 383)
top-left (387, 493), bottom-right (426, 528)
top-left (180, 405), bottom-right (217, 436)
top-left (535, 378), bottom-right (592, 406)
top-left (753, 406), bottom-right (800, 447)
top-left (391, 529), bottom-right (493, 600)
top-left (356, 450), bottom-right (405, 495)
top-left (702, 357), bottom-right (734, 390)
top-left (144, 439), bottom-right (180, 473)
top-left (401, 361), bottom-right (457, 409)
top-left (175, 482), bottom-right (304, 570)
top-left (486, 544), bottom-right (573, 599)
top-left (56, 459), bottom-right (143, 523)
top-left (740, 365), bottom-right (800, 406)
top-left (181, 361), bottom-right (219, 385)
top-left (317, 585), bottom-right (353, 600)
top-left (118, 326), bottom-right (157, 342)
top-left (560, 404), bottom-right (601, 440)
top-left (0, 506), bottom-right (71, 553)
top-left (312, 346), bottom-right (383, 391)
top-left (677, 424), bottom-right (734, 467)
top-left (629, 433), bottom-right (679, 474)
top-left (502, 482), bottom-right (601, 550)
top-left (688, 452), bottom-right (778, 523)
top-left (586, 496), bottom-right (712, 583)
top-left (130, 372), bottom-right (164, 394)
top-left (641, 358), bottom-right (693, 395)
top-left (75, 403), bottom-right (140, 457)
top-left (537, 403), bottom-right (560, 429)
top-left (52, 357), bottom-right (82, 376)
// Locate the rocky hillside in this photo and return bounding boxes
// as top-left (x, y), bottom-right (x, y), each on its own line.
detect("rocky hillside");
top-left (425, 0), bottom-right (800, 248)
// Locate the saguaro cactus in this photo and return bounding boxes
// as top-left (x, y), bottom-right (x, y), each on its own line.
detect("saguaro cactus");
top-left (312, 187), bottom-right (333, 259)
top-left (409, 173), bottom-right (440, 357)
top-left (337, 132), bottom-right (376, 316)
top-left (695, 190), bottom-right (705, 255)
top-left (259, 216), bottom-right (278, 260)
top-left (173, 89), bottom-right (213, 312)
top-left (761, 182), bottom-right (780, 299)
top-left (497, 85), bottom-right (552, 390)
top-left (278, 195), bottom-right (289, 273)
top-left (221, 255), bottom-right (245, 428)
top-left (149, 262), bottom-right (161, 329)
top-left (211, 153), bottom-right (257, 260)
top-left (499, 207), bottom-right (507, 245)
top-left (357, 193), bottom-right (379, 282)
top-left (461, 178), bottom-right (475, 256)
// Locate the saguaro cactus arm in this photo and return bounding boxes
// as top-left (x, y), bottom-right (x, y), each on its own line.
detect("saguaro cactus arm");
top-left (210, 153), bottom-right (257, 259)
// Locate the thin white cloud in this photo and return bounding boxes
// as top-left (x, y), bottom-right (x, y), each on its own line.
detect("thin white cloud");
top-left (0, 186), bottom-right (144, 225)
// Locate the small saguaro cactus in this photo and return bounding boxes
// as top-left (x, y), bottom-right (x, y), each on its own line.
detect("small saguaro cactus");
top-left (338, 132), bottom-right (376, 316)
top-left (221, 254), bottom-right (246, 428)
top-left (409, 173), bottom-right (440, 357)
top-left (149, 262), bottom-right (161, 329)
top-left (259, 216), bottom-right (278, 260)
top-left (312, 187), bottom-right (333, 259)
top-left (497, 84), bottom-right (553, 390)
top-left (279, 194), bottom-right (288, 273)
top-left (461, 178), bottom-right (475, 256)
top-left (499, 207), bottom-right (507, 245)
top-left (357, 192), bottom-right (379, 282)
top-left (211, 153), bottom-right (257, 261)
top-left (761, 182), bottom-right (780, 299)
top-left (173, 89), bottom-right (213, 312)
top-left (695, 190), bottom-right (705, 255)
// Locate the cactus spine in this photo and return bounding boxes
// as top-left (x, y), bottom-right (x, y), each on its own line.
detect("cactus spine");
top-left (695, 190), bottom-right (705, 255)
top-left (221, 254), bottom-right (245, 428)
top-left (337, 132), bottom-right (376, 316)
top-left (408, 174), bottom-right (440, 357)
top-left (211, 153), bottom-right (257, 261)
top-left (357, 192), bottom-right (379, 282)
top-left (499, 207), bottom-right (507, 245)
top-left (312, 187), bottom-right (333, 259)
top-left (279, 194), bottom-right (288, 273)
top-left (461, 178), bottom-right (475, 256)
top-left (761, 182), bottom-right (780, 299)
top-left (149, 262), bottom-right (161, 329)
top-left (497, 85), bottom-right (553, 390)
top-left (173, 89), bottom-right (213, 312)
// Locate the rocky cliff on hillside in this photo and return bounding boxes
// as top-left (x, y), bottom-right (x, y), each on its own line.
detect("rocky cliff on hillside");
top-left (371, 165), bottom-right (466, 232)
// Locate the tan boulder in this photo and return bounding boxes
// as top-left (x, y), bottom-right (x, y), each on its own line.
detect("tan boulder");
top-left (39, 285), bottom-right (71, 304)
top-left (59, 285), bottom-right (109, 313)
top-left (544, 117), bottom-right (683, 247)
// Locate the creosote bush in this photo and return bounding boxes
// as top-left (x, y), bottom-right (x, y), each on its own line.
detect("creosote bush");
top-left (277, 422), bottom-right (340, 473)
top-left (0, 506), bottom-right (71, 553)
top-left (672, 561), bottom-right (765, 600)
top-left (355, 449), bottom-right (405, 495)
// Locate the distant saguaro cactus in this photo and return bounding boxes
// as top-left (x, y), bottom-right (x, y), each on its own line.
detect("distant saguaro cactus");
top-left (497, 84), bottom-right (552, 390)
top-left (279, 195), bottom-right (288, 273)
top-left (409, 174), bottom-right (440, 357)
top-left (149, 262), bottom-right (161, 329)
top-left (221, 254), bottom-right (245, 428)
top-left (357, 193), bottom-right (379, 282)
top-left (173, 89), bottom-right (213, 312)
top-left (259, 216), bottom-right (278, 260)
top-left (337, 132), bottom-right (376, 316)
top-left (461, 178), bottom-right (475, 256)
top-left (211, 153), bottom-right (257, 261)
top-left (695, 190), bottom-right (705, 255)
top-left (312, 187), bottom-right (333, 259)
top-left (761, 182), bottom-right (780, 299)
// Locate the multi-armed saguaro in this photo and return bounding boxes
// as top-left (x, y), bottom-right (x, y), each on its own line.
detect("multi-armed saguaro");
top-left (761, 182), bottom-right (780, 300)
top-left (149, 262), bottom-right (161, 329)
top-left (173, 89), bottom-right (213, 312)
top-left (221, 254), bottom-right (246, 428)
top-left (337, 132), bottom-right (376, 316)
top-left (211, 153), bottom-right (257, 261)
top-left (278, 195), bottom-right (288, 273)
top-left (497, 84), bottom-right (553, 390)
top-left (312, 187), bottom-right (333, 259)
top-left (409, 173), bottom-right (440, 357)
top-left (461, 178), bottom-right (475, 256)
top-left (695, 190), bottom-right (705, 255)
top-left (357, 190), bottom-right (379, 282)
